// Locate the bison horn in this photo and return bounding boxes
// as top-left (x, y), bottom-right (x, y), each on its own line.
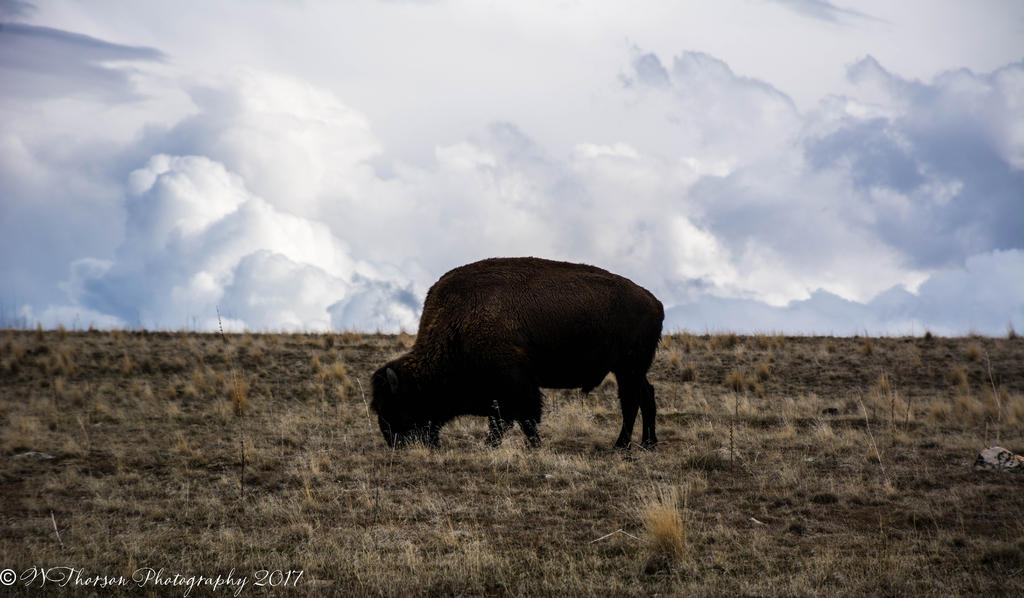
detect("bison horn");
top-left (385, 367), bottom-right (399, 394)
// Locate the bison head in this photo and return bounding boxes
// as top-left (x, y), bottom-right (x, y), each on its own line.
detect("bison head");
top-left (370, 364), bottom-right (431, 447)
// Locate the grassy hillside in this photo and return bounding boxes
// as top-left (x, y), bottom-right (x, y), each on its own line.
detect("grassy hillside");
top-left (2, 329), bottom-right (1023, 596)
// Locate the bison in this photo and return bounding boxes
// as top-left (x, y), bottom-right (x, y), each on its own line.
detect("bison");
top-left (370, 257), bottom-right (664, 449)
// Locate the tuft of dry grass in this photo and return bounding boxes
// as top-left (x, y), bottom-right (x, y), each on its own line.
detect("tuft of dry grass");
top-left (948, 364), bottom-right (970, 394)
top-left (678, 361), bottom-right (697, 382)
top-left (665, 346), bottom-right (697, 382)
top-left (877, 373), bottom-right (891, 395)
top-left (2, 414), bottom-right (42, 454)
top-left (725, 368), bottom-right (746, 392)
top-left (1005, 392), bottom-right (1024, 425)
top-left (711, 332), bottom-right (740, 351)
top-left (927, 397), bottom-right (953, 422)
top-left (2, 337), bottom-right (27, 370)
top-left (966, 343), bottom-right (983, 362)
top-left (753, 334), bottom-right (773, 351)
top-left (174, 430), bottom-right (195, 459)
top-left (120, 353), bottom-right (134, 375)
top-left (813, 419), bottom-right (835, 442)
top-left (325, 361), bottom-right (355, 399)
top-left (722, 368), bottom-right (762, 396)
top-left (640, 486), bottom-right (686, 570)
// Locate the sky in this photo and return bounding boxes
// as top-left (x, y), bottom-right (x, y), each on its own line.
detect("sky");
top-left (1, 0), bottom-right (1022, 335)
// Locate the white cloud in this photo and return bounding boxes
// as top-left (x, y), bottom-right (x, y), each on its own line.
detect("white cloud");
top-left (1, 3), bottom-right (1022, 335)
top-left (766, 0), bottom-right (880, 24)
top-left (666, 250), bottom-right (1024, 335)
top-left (328, 276), bottom-right (421, 334)
top-left (135, 69), bottom-right (382, 221)
top-left (0, 20), bottom-right (164, 101)
top-left (805, 57), bottom-right (1024, 268)
top-left (68, 149), bottom-right (413, 331)
top-left (222, 252), bottom-right (349, 332)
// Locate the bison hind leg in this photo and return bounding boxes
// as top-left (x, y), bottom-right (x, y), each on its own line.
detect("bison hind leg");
top-left (613, 371), bottom-right (643, 449)
top-left (427, 421), bottom-right (441, 448)
top-left (639, 378), bottom-right (657, 448)
top-left (613, 371), bottom-right (657, 450)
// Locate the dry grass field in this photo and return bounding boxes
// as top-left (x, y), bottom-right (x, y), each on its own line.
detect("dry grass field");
top-left (2, 329), bottom-right (1023, 596)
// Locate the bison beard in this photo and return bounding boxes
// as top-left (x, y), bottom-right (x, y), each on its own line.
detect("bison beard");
top-left (370, 257), bottom-right (664, 449)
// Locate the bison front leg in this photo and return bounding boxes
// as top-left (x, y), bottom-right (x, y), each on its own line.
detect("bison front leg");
top-left (517, 386), bottom-right (544, 448)
top-left (486, 415), bottom-right (513, 447)
top-left (518, 419), bottom-right (541, 448)
top-left (427, 421), bottom-right (441, 448)
top-left (516, 396), bottom-right (543, 449)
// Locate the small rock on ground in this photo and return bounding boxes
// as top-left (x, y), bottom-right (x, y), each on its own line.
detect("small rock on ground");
top-left (974, 447), bottom-right (1024, 472)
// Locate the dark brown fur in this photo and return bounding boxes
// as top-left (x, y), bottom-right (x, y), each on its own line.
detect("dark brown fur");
top-left (370, 257), bottom-right (664, 449)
